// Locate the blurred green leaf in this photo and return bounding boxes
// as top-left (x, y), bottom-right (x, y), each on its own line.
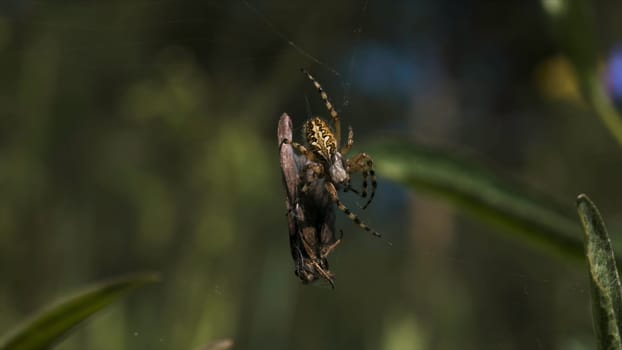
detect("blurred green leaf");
top-left (577, 194), bottom-right (622, 350)
top-left (200, 338), bottom-right (234, 350)
top-left (543, 0), bottom-right (622, 147)
top-left (370, 140), bottom-right (585, 261)
top-left (0, 273), bottom-right (159, 350)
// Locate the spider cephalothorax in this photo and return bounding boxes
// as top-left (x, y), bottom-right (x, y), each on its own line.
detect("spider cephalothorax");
top-left (303, 117), bottom-right (349, 185)
top-left (282, 69), bottom-right (386, 242)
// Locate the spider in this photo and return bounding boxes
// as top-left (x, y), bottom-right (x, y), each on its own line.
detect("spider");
top-left (280, 112), bottom-right (341, 288)
top-left (282, 69), bottom-right (386, 242)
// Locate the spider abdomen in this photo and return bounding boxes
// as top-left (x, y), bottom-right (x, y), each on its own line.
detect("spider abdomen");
top-left (304, 117), bottom-right (337, 161)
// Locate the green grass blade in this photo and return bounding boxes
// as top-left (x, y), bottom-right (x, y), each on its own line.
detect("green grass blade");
top-left (369, 140), bottom-right (585, 261)
top-left (0, 272), bottom-right (160, 350)
top-left (577, 194), bottom-right (622, 350)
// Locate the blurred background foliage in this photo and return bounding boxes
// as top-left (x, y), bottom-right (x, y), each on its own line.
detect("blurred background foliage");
top-left (1, 0), bottom-right (622, 349)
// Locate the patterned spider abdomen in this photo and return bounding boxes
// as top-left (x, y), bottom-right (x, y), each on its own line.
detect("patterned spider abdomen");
top-left (304, 117), bottom-right (337, 162)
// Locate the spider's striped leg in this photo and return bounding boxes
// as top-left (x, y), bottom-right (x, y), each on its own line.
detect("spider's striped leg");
top-left (348, 153), bottom-right (377, 210)
top-left (281, 139), bottom-right (320, 193)
top-left (280, 139), bottom-right (317, 163)
top-left (340, 126), bottom-right (354, 155)
top-left (339, 127), bottom-right (358, 195)
top-left (343, 185), bottom-right (360, 195)
top-left (325, 182), bottom-right (390, 245)
top-left (342, 171), bottom-right (362, 195)
top-left (301, 69), bottom-right (341, 146)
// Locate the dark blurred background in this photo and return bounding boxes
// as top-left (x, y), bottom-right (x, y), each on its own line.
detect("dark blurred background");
top-left (1, 0), bottom-right (621, 349)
